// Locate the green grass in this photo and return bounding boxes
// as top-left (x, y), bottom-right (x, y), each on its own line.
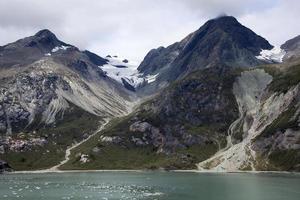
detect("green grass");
top-left (268, 149), bottom-right (300, 171)
top-left (62, 142), bottom-right (218, 170)
top-left (0, 145), bottom-right (65, 170)
top-left (264, 63), bottom-right (300, 93)
top-left (60, 113), bottom-right (220, 170)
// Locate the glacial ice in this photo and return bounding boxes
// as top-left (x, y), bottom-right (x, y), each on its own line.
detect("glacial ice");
top-left (100, 56), bottom-right (159, 88)
top-left (256, 46), bottom-right (286, 63)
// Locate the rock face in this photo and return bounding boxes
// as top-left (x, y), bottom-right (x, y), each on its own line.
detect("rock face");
top-left (0, 160), bottom-right (11, 172)
top-left (82, 50), bottom-right (108, 66)
top-left (198, 69), bottom-right (275, 171)
top-left (184, 65), bottom-right (300, 171)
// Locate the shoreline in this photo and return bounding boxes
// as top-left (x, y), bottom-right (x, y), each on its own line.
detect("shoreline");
top-left (7, 169), bottom-right (300, 175)
top-left (48, 120), bottom-right (109, 171)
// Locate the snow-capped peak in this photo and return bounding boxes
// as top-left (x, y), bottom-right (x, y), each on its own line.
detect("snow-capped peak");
top-left (256, 46), bottom-right (286, 63)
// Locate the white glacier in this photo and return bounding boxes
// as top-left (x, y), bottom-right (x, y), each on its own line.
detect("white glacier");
top-left (256, 46), bottom-right (286, 63)
top-left (100, 56), bottom-right (158, 88)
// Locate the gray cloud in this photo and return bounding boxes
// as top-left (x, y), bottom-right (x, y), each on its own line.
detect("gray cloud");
top-left (0, 0), bottom-right (299, 62)
top-left (176, 0), bottom-right (280, 17)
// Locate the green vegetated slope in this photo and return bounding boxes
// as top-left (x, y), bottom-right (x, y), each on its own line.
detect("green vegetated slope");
top-left (1, 103), bottom-right (103, 170)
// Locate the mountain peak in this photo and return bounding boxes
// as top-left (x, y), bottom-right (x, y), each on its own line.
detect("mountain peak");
top-left (34, 29), bottom-right (57, 38)
top-left (212, 15), bottom-right (237, 22)
top-left (186, 15), bottom-right (273, 56)
top-left (33, 29), bottom-right (68, 46)
top-left (0, 29), bottom-right (69, 67)
top-left (203, 15), bottom-right (247, 34)
top-left (137, 15), bottom-right (273, 89)
top-left (30, 29), bottom-right (68, 51)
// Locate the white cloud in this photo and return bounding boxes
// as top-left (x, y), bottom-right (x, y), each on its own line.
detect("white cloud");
top-left (0, 0), bottom-right (299, 62)
top-left (239, 0), bottom-right (300, 46)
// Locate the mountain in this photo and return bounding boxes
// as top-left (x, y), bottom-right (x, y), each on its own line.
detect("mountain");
top-left (137, 16), bottom-right (273, 94)
top-left (0, 16), bottom-right (299, 172)
top-left (0, 29), bottom-right (70, 68)
top-left (58, 16), bottom-right (300, 172)
top-left (281, 35), bottom-right (300, 61)
top-left (0, 30), bottom-right (135, 170)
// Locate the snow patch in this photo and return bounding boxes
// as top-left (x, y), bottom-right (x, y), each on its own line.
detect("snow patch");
top-left (256, 46), bottom-right (286, 63)
top-left (51, 45), bottom-right (71, 53)
top-left (145, 73), bottom-right (159, 83)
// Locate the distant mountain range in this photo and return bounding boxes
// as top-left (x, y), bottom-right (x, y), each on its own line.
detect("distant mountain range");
top-left (0, 16), bottom-right (299, 172)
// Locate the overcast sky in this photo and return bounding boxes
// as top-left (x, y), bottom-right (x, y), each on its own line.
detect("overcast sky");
top-left (0, 0), bottom-right (299, 62)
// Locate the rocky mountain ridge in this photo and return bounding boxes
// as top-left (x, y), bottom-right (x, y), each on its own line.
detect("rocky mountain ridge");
top-left (0, 16), bottom-right (299, 171)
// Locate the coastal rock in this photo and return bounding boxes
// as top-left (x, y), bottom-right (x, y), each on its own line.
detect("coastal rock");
top-left (0, 160), bottom-right (11, 173)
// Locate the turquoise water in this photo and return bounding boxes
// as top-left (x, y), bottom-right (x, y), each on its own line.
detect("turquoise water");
top-left (0, 172), bottom-right (299, 200)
